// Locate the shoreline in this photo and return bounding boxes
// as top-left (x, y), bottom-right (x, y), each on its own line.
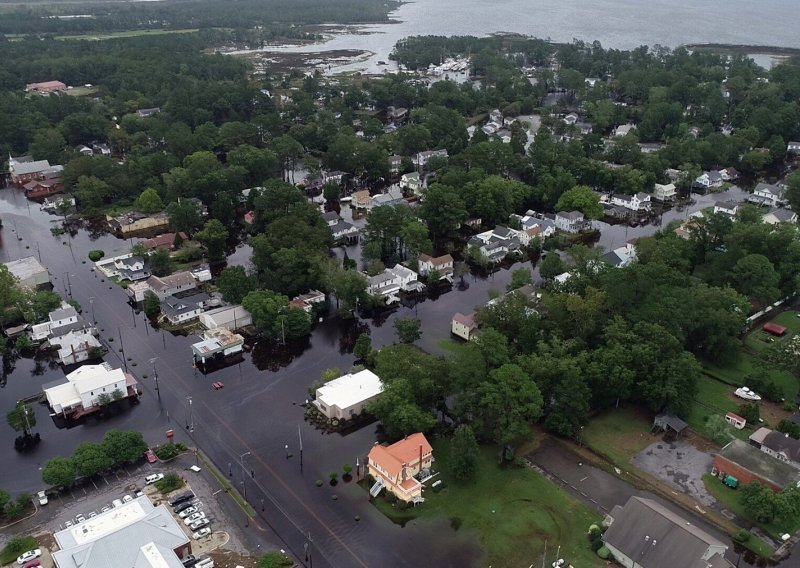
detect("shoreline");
top-left (683, 43), bottom-right (800, 56)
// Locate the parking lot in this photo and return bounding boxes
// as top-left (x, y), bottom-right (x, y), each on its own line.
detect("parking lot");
top-left (632, 438), bottom-right (716, 507)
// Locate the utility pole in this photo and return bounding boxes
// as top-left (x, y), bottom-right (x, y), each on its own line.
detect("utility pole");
top-left (186, 396), bottom-right (193, 432)
top-left (118, 327), bottom-right (128, 372)
top-left (150, 358), bottom-right (160, 404)
top-left (298, 426), bottom-right (303, 471)
top-left (88, 297), bottom-right (96, 326)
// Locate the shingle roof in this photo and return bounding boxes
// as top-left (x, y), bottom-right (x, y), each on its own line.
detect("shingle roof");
top-left (762, 431), bottom-right (800, 463)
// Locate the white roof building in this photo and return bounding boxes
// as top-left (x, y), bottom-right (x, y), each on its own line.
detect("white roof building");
top-left (3, 256), bottom-right (50, 288)
top-left (198, 305), bottom-right (252, 331)
top-left (44, 363), bottom-right (131, 416)
top-left (313, 369), bottom-right (384, 420)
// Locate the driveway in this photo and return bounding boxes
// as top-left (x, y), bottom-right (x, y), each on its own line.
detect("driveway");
top-left (632, 439), bottom-right (715, 506)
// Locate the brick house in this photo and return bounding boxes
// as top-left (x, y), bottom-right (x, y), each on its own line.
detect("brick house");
top-left (712, 439), bottom-right (800, 492)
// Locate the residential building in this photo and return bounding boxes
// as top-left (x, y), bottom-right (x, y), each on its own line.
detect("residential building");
top-left (77, 145), bottom-right (93, 156)
top-left (511, 213), bottom-right (557, 243)
top-left (91, 142), bottom-right (111, 156)
top-left (23, 174), bottom-right (65, 200)
top-left (451, 312), bottom-right (478, 341)
top-left (468, 226), bottom-right (521, 263)
top-left (712, 439), bottom-right (800, 492)
top-left (762, 208), bottom-right (797, 225)
top-left (749, 427), bottom-right (800, 470)
top-left (366, 266), bottom-right (424, 304)
top-left (160, 292), bottom-right (210, 325)
top-left (603, 496), bottom-right (729, 568)
top-left (749, 182), bottom-right (786, 207)
top-left (554, 211), bottom-right (590, 233)
top-left (387, 106), bottom-right (409, 125)
top-left (614, 123), bottom-right (636, 137)
top-left (417, 254), bottom-right (454, 281)
top-left (323, 211), bottom-right (359, 243)
top-left (113, 255), bottom-right (150, 281)
top-left (610, 192), bottom-right (651, 211)
top-left (713, 200), bottom-right (739, 217)
top-left (563, 112), bottom-right (579, 125)
top-left (126, 281), bottom-right (150, 303)
top-left (30, 304), bottom-right (89, 342)
top-left (289, 290), bottom-right (325, 313)
top-left (372, 187), bottom-right (405, 207)
top-left (602, 242), bottom-right (638, 268)
top-left (719, 167), bottom-right (740, 181)
top-left (191, 328), bottom-right (244, 366)
top-left (787, 141), bottom-right (800, 154)
top-left (400, 172), bottom-right (423, 195)
top-left (414, 149), bottom-right (448, 169)
top-left (136, 107), bottom-right (161, 118)
top-left (693, 171), bottom-right (723, 191)
top-left (8, 156), bottom-right (53, 185)
top-left (41, 195), bottom-right (75, 213)
top-left (141, 232), bottom-right (187, 251)
top-left (2, 256), bottom-right (50, 288)
top-left (389, 154), bottom-right (404, 174)
top-left (146, 271), bottom-right (198, 300)
top-left (107, 212), bottom-right (170, 237)
top-left (44, 363), bottom-right (137, 419)
top-left (368, 433), bottom-right (434, 503)
top-left (352, 190), bottom-right (373, 210)
top-left (638, 142), bottom-right (665, 154)
top-left (25, 80), bottom-right (67, 95)
top-left (652, 182), bottom-right (677, 201)
top-left (243, 210), bottom-right (256, 225)
top-left (313, 369), bottom-right (383, 420)
top-left (199, 305), bottom-right (252, 331)
top-left (50, 329), bottom-right (102, 366)
top-left (52, 496), bottom-right (192, 568)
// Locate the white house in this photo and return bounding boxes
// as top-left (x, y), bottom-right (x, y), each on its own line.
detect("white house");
top-left (713, 199), bottom-right (739, 217)
top-left (372, 187), bottom-right (405, 207)
top-left (400, 172), bottom-right (423, 195)
top-left (313, 369), bottom-right (383, 420)
top-left (199, 305), bottom-right (252, 331)
top-left (762, 208), bottom-right (797, 225)
top-left (614, 123), bottom-right (636, 137)
top-left (787, 141), bottom-right (800, 154)
top-left (146, 271), bottom-right (197, 300)
top-left (555, 211), bottom-right (590, 233)
top-left (389, 154), bottom-right (404, 174)
top-left (750, 182), bottom-right (786, 207)
top-left (414, 149), bottom-right (448, 168)
top-left (366, 266), bottom-right (424, 304)
top-left (749, 427), bottom-right (800, 470)
top-left (468, 226), bottom-right (521, 262)
top-left (352, 190), bottom-right (373, 210)
top-left (160, 292), bottom-right (210, 325)
top-left (653, 183), bottom-right (677, 201)
top-left (50, 329), bottom-right (102, 366)
top-left (113, 255), bottom-right (150, 281)
top-left (191, 328), bottom-right (245, 366)
top-left (694, 171), bottom-right (723, 190)
top-left (44, 363), bottom-right (133, 417)
top-left (602, 243), bottom-right (638, 268)
top-left (451, 312), bottom-right (478, 341)
top-left (418, 254), bottom-right (454, 281)
top-left (610, 192), bottom-right (651, 211)
top-left (30, 304), bottom-right (90, 342)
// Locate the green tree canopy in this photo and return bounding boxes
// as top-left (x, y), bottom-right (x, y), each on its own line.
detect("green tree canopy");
top-left (555, 185), bottom-right (603, 219)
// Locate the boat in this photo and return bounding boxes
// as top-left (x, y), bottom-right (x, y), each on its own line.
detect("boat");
top-left (734, 387), bottom-right (761, 401)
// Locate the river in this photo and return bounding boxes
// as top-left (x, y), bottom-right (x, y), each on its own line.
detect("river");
top-left (233, 0), bottom-right (800, 73)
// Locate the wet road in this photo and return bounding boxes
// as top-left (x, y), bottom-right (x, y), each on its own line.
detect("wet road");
top-left (0, 184), bottom-right (752, 567)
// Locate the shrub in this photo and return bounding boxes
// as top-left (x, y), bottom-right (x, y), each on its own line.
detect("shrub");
top-left (155, 444), bottom-right (180, 460)
top-left (88, 250), bottom-right (104, 262)
top-left (0, 536), bottom-right (38, 565)
top-left (735, 529), bottom-right (751, 543)
top-left (597, 546), bottom-right (611, 560)
top-left (315, 480), bottom-right (323, 487)
top-left (259, 552), bottom-right (293, 568)
top-left (155, 472), bottom-right (184, 494)
top-left (175, 442), bottom-right (188, 451)
top-left (590, 539), bottom-right (604, 552)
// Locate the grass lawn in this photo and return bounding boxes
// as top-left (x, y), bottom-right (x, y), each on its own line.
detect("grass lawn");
top-left (0, 536), bottom-right (38, 565)
top-left (581, 407), bottom-right (654, 467)
top-left (703, 474), bottom-right (796, 542)
top-left (372, 441), bottom-right (603, 567)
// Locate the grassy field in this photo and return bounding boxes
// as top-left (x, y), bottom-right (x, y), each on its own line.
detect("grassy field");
top-left (57, 28), bottom-right (201, 41)
top-left (685, 375), bottom-right (752, 441)
top-left (703, 474), bottom-right (795, 543)
top-left (371, 441), bottom-right (603, 567)
top-left (581, 407), bottom-right (655, 466)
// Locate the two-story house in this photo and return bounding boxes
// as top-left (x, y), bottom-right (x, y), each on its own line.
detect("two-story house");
top-left (554, 211), bottom-right (591, 233)
top-left (368, 433), bottom-right (434, 503)
top-left (160, 291), bottom-right (210, 325)
top-left (44, 363), bottom-right (136, 420)
top-left (400, 172), bottom-right (423, 195)
top-left (451, 312), bottom-right (478, 341)
top-left (762, 208), bottom-right (797, 225)
top-left (749, 182), bottom-right (786, 207)
top-left (468, 226), bottom-right (522, 263)
top-left (610, 192), bottom-right (651, 212)
top-left (414, 149), bottom-right (448, 169)
top-left (417, 254), bottom-right (454, 282)
top-left (693, 170), bottom-right (723, 191)
top-left (366, 265), bottom-right (424, 304)
top-left (713, 199), bottom-right (739, 217)
top-left (352, 190), bottom-right (373, 210)
top-left (652, 183), bottom-right (677, 201)
top-left (372, 187), bottom-right (405, 207)
top-left (322, 211), bottom-right (359, 243)
top-left (146, 271), bottom-right (198, 300)
top-left (113, 255), bottom-right (151, 281)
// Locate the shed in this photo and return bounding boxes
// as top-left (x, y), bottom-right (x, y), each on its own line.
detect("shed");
top-left (652, 414), bottom-right (688, 435)
top-left (725, 412), bottom-right (746, 430)
top-left (763, 322), bottom-right (787, 336)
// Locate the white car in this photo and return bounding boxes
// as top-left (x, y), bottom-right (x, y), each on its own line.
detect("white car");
top-left (112, 499), bottom-right (123, 508)
top-left (75, 514), bottom-right (86, 523)
top-left (735, 387), bottom-right (761, 401)
top-left (16, 549), bottom-right (41, 565)
top-left (184, 511), bottom-right (206, 525)
top-left (122, 494), bottom-right (133, 503)
top-left (192, 527), bottom-right (212, 540)
top-left (178, 506), bottom-right (197, 519)
top-left (189, 517), bottom-right (210, 531)
top-left (101, 506), bottom-right (111, 513)
top-left (37, 491), bottom-right (48, 506)
top-left (145, 473), bottom-right (164, 485)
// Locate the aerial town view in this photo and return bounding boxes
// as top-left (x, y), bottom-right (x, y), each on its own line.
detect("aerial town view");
top-left (2, 0), bottom-right (800, 567)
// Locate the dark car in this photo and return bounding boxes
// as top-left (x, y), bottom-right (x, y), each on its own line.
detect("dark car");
top-left (169, 491), bottom-right (195, 507)
top-left (174, 500), bottom-right (196, 514)
top-left (181, 555), bottom-right (198, 567)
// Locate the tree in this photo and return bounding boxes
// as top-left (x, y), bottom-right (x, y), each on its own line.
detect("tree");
top-left (555, 185), bottom-right (603, 219)
top-left (367, 379), bottom-right (437, 440)
top-left (166, 199), bottom-right (203, 235)
top-left (354, 333), bottom-right (372, 361)
top-left (149, 249), bottom-right (173, 277)
top-left (731, 254), bottom-right (781, 306)
top-left (135, 188), bottom-right (164, 213)
top-left (394, 318), bottom-right (422, 344)
top-left (7, 402), bottom-right (35, 436)
top-left (326, 264), bottom-right (368, 314)
top-left (102, 430), bottom-right (148, 466)
top-left (473, 364), bottom-right (543, 448)
top-left (42, 457), bottom-right (76, 487)
top-left (420, 184), bottom-right (468, 243)
top-left (243, 290), bottom-right (311, 341)
top-left (705, 414), bottom-right (735, 445)
top-left (323, 181), bottom-right (340, 203)
top-left (539, 253), bottom-right (566, 281)
top-left (195, 219), bottom-right (229, 263)
top-left (450, 425), bottom-right (479, 482)
top-left (786, 171), bottom-right (800, 213)
top-left (143, 292), bottom-right (161, 318)
top-left (741, 482), bottom-right (779, 523)
top-left (507, 268), bottom-right (532, 291)
top-left (544, 372), bottom-right (591, 437)
top-left (217, 266), bottom-right (256, 304)
top-left (73, 442), bottom-right (114, 477)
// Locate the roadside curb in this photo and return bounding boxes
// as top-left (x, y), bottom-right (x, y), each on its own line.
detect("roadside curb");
top-left (0, 502), bottom-right (38, 531)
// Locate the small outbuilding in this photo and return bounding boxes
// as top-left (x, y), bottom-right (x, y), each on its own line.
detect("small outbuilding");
top-left (763, 322), bottom-right (787, 336)
top-left (652, 414), bottom-right (688, 436)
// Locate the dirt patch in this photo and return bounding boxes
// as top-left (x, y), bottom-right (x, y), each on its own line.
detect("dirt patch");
top-left (208, 548), bottom-right (261, 568)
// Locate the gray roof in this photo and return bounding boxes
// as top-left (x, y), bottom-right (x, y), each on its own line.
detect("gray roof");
top-left (3, 256), bottom-right (48, 280)
top-left (11, 159), bottom-right (51, 176)
top-left (147, 271), bottom-right (196, 292)
top-left (50, 306), bottom-right (78, 322)
top-left (715, 200), bottom-right (738, 210)
top-left (755, 182), bottom-right (784, 197)
top-left (557, 210), bottom-right (584, 221)
top-left (322, 211), bottom-right (339, 222)
top-left (604, 497), bottom-right (727, 568)
top-left (493, 226), bottom-right (514, 239)
top-left (654, 414), bottom-right (688, 433)
top-left (717, 439), bottom-right (800, 489)
top-left (768, 208), bottom-right (796, 222)
top-left (602, 250), bottom-right (624, 267)
top-left (762, 431), bottom-right (800, 463)
top-left (161, 292), bottom-right (209, 318)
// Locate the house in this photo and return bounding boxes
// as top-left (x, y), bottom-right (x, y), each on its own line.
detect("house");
top-left (787, 141), bottom-right (800, 154)
top-left (749, 182), bottom-right (786, 207)
top-left (417, 254), bottom-right (454, 282)
top-left (136, 107), bottom-right (161, 118)
top-left (113, 255), bottom-right (150, 281)
top-left (41, 195), bottom-right (75, 213)
top-left (52, 496), bottom-right (192, 568)
top-left (468, 226), bottom-right (521, 263)
top-left (23, 172), bottom-right (65, 199)
top-left (387, 106), bottom-right (409, 125)
top-left (512, 213), bottom-right (557, 242)
top-left (191, 328), bottom-right (244, 366)
top-left (602, 496), bottom-right (729, 568)
top-left (313, 369), bottom-right (383, 420)
top-left (693, 171), bottom-right (723, 191)
top-left (366, 266), bottom-right (424, 304)
top-left (107, 212), bottom-right (170, 237)
top-left (368, 432), bottom-right (434, 503)
top-left (400, 172), bottom-right (423, 195)
top-left (289, 290), bottom-right (326, 313)
top-left (141, 232), bottom-right (187, 251)
top-left (44, 363), bottom-right (137, 419)
top-left (451, 312), bottom-right (478, 341)
top-left (146, 271), bottom-right (197, 300)
top-left (602, 242), bottom-right (638, 268)
top-left (2, 256), bottom-right (50, 288)
top-left (712, 439), bottom-right (800, 492)
top-left (352, 190), bottom-right (373, 210)
top-left (160, 291), bottom-right (210, 325)
top-left (749, 427), bottom-right (800, 470)
top-left (614, 123), bottom-right (636, 137)
top-left (91, 142), bottom-right (111, 156)
top-left (762, 208), bottom-right (797, 225)
top-left (719, 167), bottom-right (740, 182)
top-left (653, 183), bottom-right (677, 201)
top-left (125, 281), bottom-right (150, 303)
top-left (77, 145), bottom-right (93, 156)
top-left (372, 187), bottom-right (405, 208)
top-left (414, 149), bottom-right (448, 169)
top-left (199, 304), bottom-right (252, 331)
top-left (713, 200), bottom-right (739, 217)
top-left (25, 80), bottom-right (67, 95)
top-left (50, 329), bottom-right (102, 366)
top-left (30, 304), bottom-right (88, 342)
top-left (638, 143), bottom-right (665, 154)
top-left (563, 112), bottom-right (579, 125)
top-left (8, 156), bottom-right (52, 185)
top-left (610, 192), bottom-right (651, 212)
top-left (554, 211), bottom-right (590, 233)
top-left (389, 154), bottom-right (404, 174)
top-left (330, 219), bottom-right (360, 243)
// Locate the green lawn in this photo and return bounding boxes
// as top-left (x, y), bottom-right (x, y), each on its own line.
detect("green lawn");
top-left (703, 353), bottom-right (797, 402)
top-left (57, 28), bottom-right (201, 41)
top-left (703, 474), bottom-right (795, 542)
top-left (371, 441), bottom-right (603, 567)
top-left (686, 376), bottom-right (752, 441)
top-left (582, 407), bottom-right (655, 467)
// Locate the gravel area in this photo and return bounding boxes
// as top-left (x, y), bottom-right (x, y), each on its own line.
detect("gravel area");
top-left (632, 439), bottom-right (716, 506)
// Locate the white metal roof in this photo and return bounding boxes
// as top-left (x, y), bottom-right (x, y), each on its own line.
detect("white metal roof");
top-left (316, 369), bottom-right (383, 410)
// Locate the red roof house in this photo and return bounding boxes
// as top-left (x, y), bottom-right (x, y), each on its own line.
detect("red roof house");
top-left (367, 433), bottom-right (434, 503)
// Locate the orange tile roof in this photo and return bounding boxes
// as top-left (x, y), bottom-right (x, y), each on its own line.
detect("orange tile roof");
top-left (368, 433), bottom-right (432, 480)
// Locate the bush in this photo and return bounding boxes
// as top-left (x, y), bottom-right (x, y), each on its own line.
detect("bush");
top-left (155, 444), bottom-right (180, 460)
top-left (596, 546), bottom-right (611, 560)
top-left (88, 250), bottom-right (104, 262)
top-left (154, 472), bottom-right (184, 494)
top-left (590, 539), bottom-right (604, 552)
top-left (0, 536), bottom-right (38, 565)
top-left (259, 552), bottom-right (293, 568)
top-left (175, 442), bottom-right (188, 451)
top-left (735, 529), bottom-right (751, 543)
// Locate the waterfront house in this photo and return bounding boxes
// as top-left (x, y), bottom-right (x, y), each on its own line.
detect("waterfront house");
top-left (368, 433), bottom-right (434, 503)
top-left (198, 305), bottom-right (252, 331)
top-left (451, 312), bottom-right (478, 341)
top-left (160, 291), bottom-right (210, 325)
top-left (554, 211), bottom-right (590, 233)
top-left (652, 183), bottom-right (677, 201)
top-left (610, 192), bottom-right (651, 212)
top-left (44, 363), bottom-right (136, 419)
top-left (146, 271), bottom-right (198, 300)
top-left (418, 254), bottom-right (454, 282)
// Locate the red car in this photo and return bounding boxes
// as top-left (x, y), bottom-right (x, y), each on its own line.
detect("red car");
top-left (24, 561), bottom-right (41, 568)
top-left (212, 382), bottom-right (224, 390)
top-left (145, 449), bottom-right (157, 463)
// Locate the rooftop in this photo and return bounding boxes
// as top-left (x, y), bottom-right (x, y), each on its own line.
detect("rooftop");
top-left (452, 312), bottom-right (478, 329)
top-left (368, 433), bottom-right (433, 480)
top-left (316, 369), bottom-right (383, 410)
top-left (717, 439), bottom-right (800, 489)
top-left (147, 271), bottom-right (196, 292)
top-left (3, 256), bottom-right (48, 280)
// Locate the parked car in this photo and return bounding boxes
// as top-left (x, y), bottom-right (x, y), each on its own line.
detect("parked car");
top-left (100, 506), bottom-right (111, 513)
top-left (169, 491), bottom-right (195, 507)
top-left (191, 527), bottom-right (211, 540)
top-left (135, 490), bottom-right (144, 498)
top-left (36, 491), bottom-right (48, 506)
top-left (112, 499), bottom-right (123, 508)
top-left (178, 506), bottom-right (197, 519)
top-left (122, 494), bottom-right (133, 503)
top-left (180, 555), bottom-right (198, 567)
top-left (16, 550), bottom-right (41, 565)
top-left (145, 449), bottom-right (157, 463)
top-left (23, 560), bottom-right (41, 568)
top-left (734, 387), bottom-right (761, 401)
top-left (64, 520), bottom-right (73, 528)
top-left (189, 518), bottom-right (209, 531)
top-left (184, 512), bottom-right (206, 525)
top-left (174, 501), bottom-right (196, 514)
top-left (75, 514), bottom-right (86, 523)
top-left (89, 512), bottom-right (97, 518)
top-left (212, 381), bottom-right (224, 390)
top-left (145, 473), bottom-right (164, 485)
